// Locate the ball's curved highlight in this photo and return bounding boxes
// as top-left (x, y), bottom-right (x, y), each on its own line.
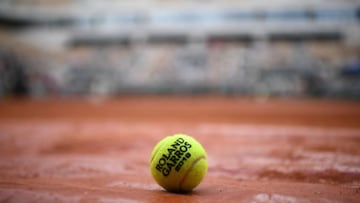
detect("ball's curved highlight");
top-left (150, 134), bottom-right (208, 193)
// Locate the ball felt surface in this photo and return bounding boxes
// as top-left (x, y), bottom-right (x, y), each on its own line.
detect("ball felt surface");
top-left (150, 134), bottom-right (208, 193)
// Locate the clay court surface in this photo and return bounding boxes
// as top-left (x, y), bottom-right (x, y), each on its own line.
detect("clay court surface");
top-left (0, 97), bottom-right (360, 202)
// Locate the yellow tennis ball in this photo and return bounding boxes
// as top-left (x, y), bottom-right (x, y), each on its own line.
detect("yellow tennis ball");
top-left (150, 133), bottom-right (208, 193)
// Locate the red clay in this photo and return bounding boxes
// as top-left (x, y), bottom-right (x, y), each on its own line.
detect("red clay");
top-left (0, 96), bottom-right (360, 202)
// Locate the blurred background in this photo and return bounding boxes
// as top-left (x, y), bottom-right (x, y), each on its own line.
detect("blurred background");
top-left (0, 0), bottom-right (359, 99)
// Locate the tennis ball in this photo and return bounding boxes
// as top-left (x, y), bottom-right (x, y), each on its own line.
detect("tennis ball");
top-left (150, 133), bottom-right (208, 193)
